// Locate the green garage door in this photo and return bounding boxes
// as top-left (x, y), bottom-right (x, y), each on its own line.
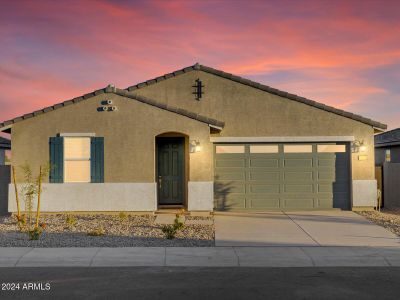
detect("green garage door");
top-left (214, 143), bottom-right (350, 210)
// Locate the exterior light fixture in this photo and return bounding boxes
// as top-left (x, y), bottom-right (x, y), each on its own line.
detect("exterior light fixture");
top-left (190, 140), bottom-right (201, 153)
top-left (351, 140), bottom-right (367, 153)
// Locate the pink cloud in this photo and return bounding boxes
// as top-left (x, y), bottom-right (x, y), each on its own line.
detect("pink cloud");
top-left (0, 0), bottom-right (399, 129)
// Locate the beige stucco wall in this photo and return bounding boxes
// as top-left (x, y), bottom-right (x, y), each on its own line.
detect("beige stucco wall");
top-left (10, 69), bottom-right (376, 187)
top-left (133, 70), bottom-right (376, 180)
top-left (11, 93), bottom-right (212, 183)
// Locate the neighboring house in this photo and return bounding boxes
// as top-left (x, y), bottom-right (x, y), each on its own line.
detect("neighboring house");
top-left (0, 63), bottom-right (387, 213)
top-left (375, 128), bottom-right (400, 165)
top-left (0, 137), bottom-right (11, 165)
top-left (375, 128), bottom-right (400, 208)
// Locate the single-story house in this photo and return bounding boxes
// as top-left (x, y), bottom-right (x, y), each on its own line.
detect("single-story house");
top-left (375, 128), bottom-right (400, 208)
top-left (0, 63), bottom-right (387, 213)
top-left (0, 137), bottom-right (11, 165)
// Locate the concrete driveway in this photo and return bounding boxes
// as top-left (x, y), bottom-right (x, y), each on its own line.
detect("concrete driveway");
top-left (214, 210), bottom-right (400, 247)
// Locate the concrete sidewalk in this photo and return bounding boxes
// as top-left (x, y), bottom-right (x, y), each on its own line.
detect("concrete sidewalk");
top-left (1, 246), bottom-right (399, 267)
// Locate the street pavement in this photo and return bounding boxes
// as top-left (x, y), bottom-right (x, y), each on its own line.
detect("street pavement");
top-left (0, 267), bottom-right (400, 299)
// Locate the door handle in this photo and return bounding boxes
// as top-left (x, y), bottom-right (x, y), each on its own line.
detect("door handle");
top-left (158, 176), bottom-right (162, 189)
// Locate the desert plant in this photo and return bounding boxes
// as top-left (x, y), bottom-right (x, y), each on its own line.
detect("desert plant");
top-left (16, 163), bottom-right (49, 239)
top-left (28, 227), bottom-right (42, 240)
top-left (87, 228), bottom-right (105, 236)
top-left (161, 213), bottom-right (185, 239)
top-left (65, 214), bottom-right (77, 227)
top-left (118, 212), bottom-right (128, 221)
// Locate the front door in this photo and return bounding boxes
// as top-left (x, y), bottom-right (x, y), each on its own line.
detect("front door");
top-left (157, 137), bottom-right (185, 205)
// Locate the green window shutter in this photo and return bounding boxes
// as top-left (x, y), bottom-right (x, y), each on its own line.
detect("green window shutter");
top-left (91, 137), bottom-right (104, 183)
top-left (49, 137), bottom-right (64, 183)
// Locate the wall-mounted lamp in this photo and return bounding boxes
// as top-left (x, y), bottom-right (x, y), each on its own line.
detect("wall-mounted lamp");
top-left (351, 140), bottom-right (367, 153)
top-left (189, 140), bottom-right (201, 153)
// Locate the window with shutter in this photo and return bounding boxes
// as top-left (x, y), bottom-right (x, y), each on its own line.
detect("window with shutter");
top-left (49, 137), bottom-right (64, 183)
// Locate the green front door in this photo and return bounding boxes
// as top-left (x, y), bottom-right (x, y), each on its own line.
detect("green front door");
top-left (157, 137), bottom-right (185, 205)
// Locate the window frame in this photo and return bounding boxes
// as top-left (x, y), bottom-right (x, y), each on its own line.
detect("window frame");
top-left (63, 136), bottom-right (91, 183)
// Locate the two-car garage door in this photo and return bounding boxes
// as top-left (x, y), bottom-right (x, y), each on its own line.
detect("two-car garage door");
top-left (214, 143), bottom-right (350, 210)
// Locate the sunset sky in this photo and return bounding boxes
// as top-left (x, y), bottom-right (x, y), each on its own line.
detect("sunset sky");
top-left (1, 0), bottom-right (399, 133)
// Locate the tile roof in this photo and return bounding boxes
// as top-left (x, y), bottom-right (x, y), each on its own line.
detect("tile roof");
top-left (375, 128), bottom-right (400, 147)
top-left (0, 63), bottom-right (386, 131)
top-left (126, 63), bottom-right (387, 130)
top-left (0, 86), bottom-right (224, 131)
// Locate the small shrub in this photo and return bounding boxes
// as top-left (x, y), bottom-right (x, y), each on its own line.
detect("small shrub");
top-left (66, 214), bottom-right (77, 227)
top-left (118, 212), bottom-right (128, 221)
top-left (28, 227), bottom-right (42, 240)
top-left (39, 222), bottom-right (47, 230)
top-left (87, 228), bottom-right (105, 236)
top-left (16, 214), bottom-right (27, 226)
top-left (161, 225), bottom-right (177, 239)
top-left (161, 214), bottom-right (185, 239)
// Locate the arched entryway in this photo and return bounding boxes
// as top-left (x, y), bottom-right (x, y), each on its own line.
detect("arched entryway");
top-left (155, 132), bottom-right (189, 208)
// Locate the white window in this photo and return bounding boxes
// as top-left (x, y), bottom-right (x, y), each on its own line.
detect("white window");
top-left (317, 145), bottom-right (346, 153)
top-left (216, 145), bottom-right (245, 154)
top-left (250, 145), bottom-right (279, 153)
top-left (284, 145), bottom-right (312, 153)
top-left (64, 137), bottom-right (91, 182)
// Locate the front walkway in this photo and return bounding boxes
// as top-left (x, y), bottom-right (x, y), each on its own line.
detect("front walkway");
top-left (215, 210), bottom-right (400, 247)
top-left (1, 246), bottom-right (400, 267)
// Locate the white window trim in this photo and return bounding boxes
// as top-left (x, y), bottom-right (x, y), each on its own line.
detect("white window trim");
top-left (63, 136), bottom-right (91, 183)
top-left (60, 133), bottom-right (96, 137)
top-left (210, 136), bottom-right (355, 143)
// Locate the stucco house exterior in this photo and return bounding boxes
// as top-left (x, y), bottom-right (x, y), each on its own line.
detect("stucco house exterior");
top-left (0, 64), bottom-right (387, 213)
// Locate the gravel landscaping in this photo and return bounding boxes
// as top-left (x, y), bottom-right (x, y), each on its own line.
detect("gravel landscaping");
top-left (0, 214), bottom-right (214, 247)
top-left (357, 208), bottom-right (400, 236)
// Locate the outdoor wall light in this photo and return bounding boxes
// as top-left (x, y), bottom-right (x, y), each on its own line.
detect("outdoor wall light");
top-left (351, 140), bottom-right (367, 153)
top-left (190, 140), bottom-right (201, 153)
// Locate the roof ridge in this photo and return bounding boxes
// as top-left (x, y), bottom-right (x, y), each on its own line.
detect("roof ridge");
top-left (0, 63), bottom-right (387, 131)
top-left (0, 85), bottom-right (224, 131)
top-left (123, 63), bottom-right (386, 130)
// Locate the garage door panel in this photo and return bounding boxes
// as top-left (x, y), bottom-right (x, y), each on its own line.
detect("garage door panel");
top-left (283, 199), bottom-right (314, 208)
top-left (214, 143), bottom-right (350, 210)
top-left (249, 158), bottom-right (279, 168)
top-left (318, 171), bottom-right (336, 180)
top-left (248, 198), bottom-right (280, 208)
top-left (215, 182), bottom-right (245, 194)
top-left (317, 198), bottom-right (333, 208)
top-left (215, 159), bottom-right (245, 168)
top-left (214, 172), bottom-right (246, 181)
top-left (318, 159), bottom-right (335, 167)
top-left (249, 171), bottom-right (280, 181)
top-left (284, 171), bottom-right (313, 181)
top-left (318, 184), bottom-right (333, 193)
top-left (248, 184), bottom-right (280, 193)
top-left (284, 184), bottom-right (314, 193)
top-left (284, 159), bottom-right (313, 168)
top-left (215, 195), bottom-right (246, 209)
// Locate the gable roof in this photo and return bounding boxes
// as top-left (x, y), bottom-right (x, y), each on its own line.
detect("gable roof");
top-left (0, 136), bottom-right (10, 149)
top-left (126, 63), bottom-right (387, 130)
top-left (375, 128), bottom-right (400, 147)
top-left (0, 86), bottom-right (224, 132)
top-left (0, 63), bottom-right (387, 132)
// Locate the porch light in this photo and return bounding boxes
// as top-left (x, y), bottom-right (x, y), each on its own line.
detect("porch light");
top-left (190, 140), bottom-right (201, 153)
top-left (351, 140), bottom-right (367, 153)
